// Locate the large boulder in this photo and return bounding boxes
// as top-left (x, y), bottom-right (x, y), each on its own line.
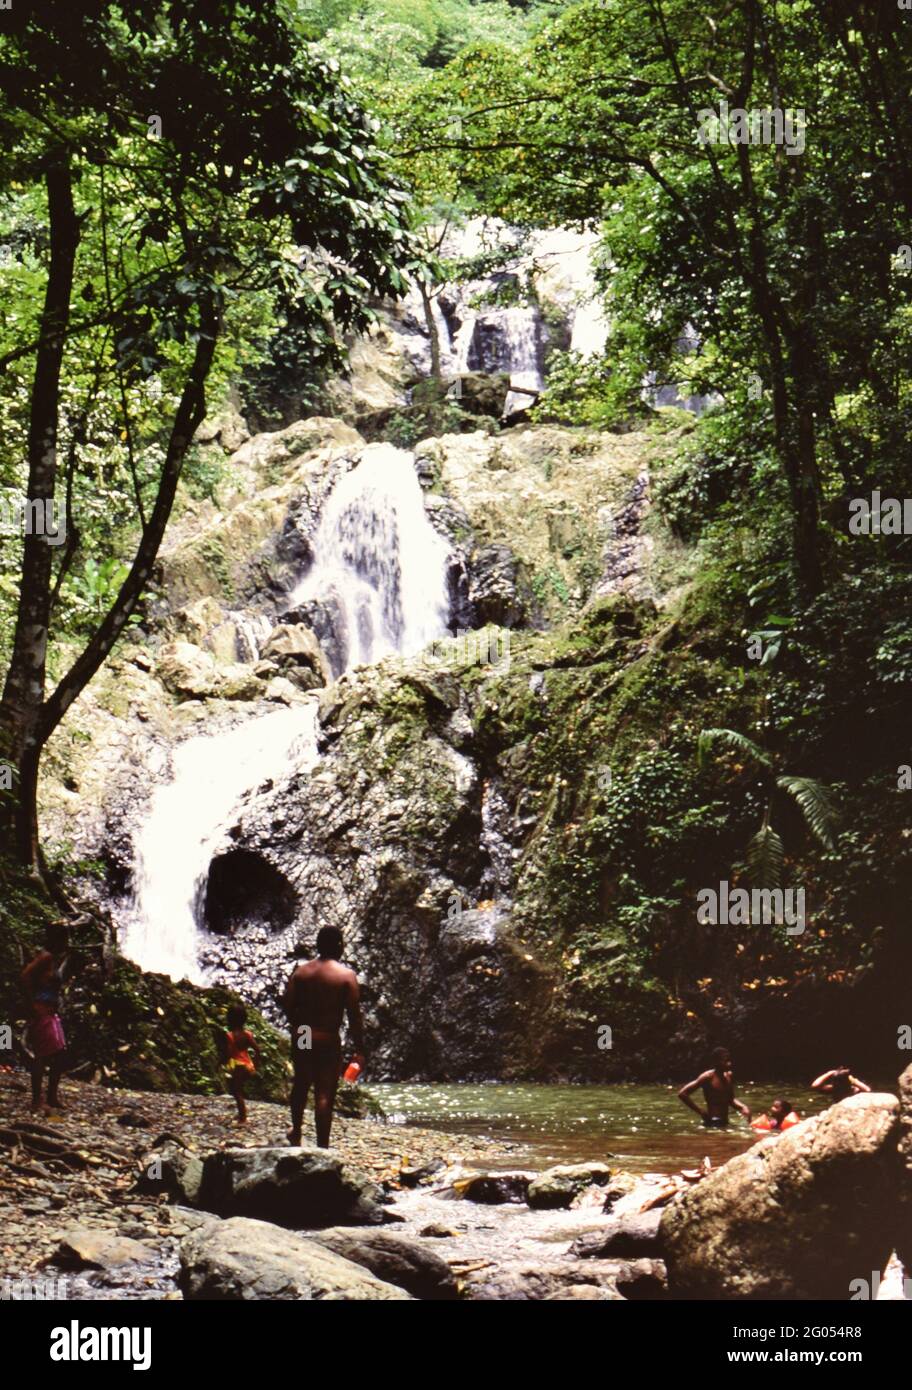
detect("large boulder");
top-left (661, 1093), bottom-right (903, 1299)
top-left (258, 623), bottom-right (330, 691)
top-left (527, 1162), bottom-right (613, 1210)
top-left (156, 640), bottom-right (221, 698)
top-left (194, 403), bottom-right (250, 456)
top-left (179, 1216), bottom-right (413, 1300)
top-left (197, 1147), bottom-right (390, 1229)
top-left (154, 640), bottom-right (262, 701)
top-left (448, 371), bottom-right (511, 419)
top-left (310, 1227), bottom-right (458, 1300)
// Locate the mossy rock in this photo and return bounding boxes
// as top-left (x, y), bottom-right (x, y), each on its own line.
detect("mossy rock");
top-left (0, 861), bottom-right (289, 1100)
top-left (335, 1084), bottom-right (386, 1120)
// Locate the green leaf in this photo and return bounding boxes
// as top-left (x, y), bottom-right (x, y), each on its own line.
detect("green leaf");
top-left (746, 822), bottom-right (785, 890)
top-left (697, 728), bottom-right (772, 771)
top-left (776, 776), bottom-right (838, 850)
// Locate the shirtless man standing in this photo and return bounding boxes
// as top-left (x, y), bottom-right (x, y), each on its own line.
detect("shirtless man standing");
top-left (282, 926), bottom-right (365, 1148)
top-left (678, 1046), bottom-right (752, 1129)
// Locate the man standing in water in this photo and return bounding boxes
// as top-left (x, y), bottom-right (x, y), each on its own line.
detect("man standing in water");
top-left (282, 926), bottom-right (365, 1148)
top-left (678, 1046), bottom-right (752, 1129)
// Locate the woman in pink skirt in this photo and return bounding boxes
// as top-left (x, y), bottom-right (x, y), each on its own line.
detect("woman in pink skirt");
top-left (21, 922), bottom-right (69, 1112)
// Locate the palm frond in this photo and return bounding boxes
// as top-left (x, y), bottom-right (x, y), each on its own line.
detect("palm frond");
top-left (697, 727), bottom-right (772, 772)
top-left (746, 821), bottom-right (785, 889)
top-left (776, 776), bottom-right (838, 850)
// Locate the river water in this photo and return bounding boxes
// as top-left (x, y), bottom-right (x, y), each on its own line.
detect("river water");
top-left (370, 1080), bottom-right (838, 1174)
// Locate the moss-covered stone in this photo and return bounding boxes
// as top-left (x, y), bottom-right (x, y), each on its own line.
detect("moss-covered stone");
top-left (0, 856), bottom-right (289, 1100)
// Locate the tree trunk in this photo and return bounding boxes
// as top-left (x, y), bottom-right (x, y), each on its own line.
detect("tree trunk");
top-left (1, 281), bottom-right (219, 872)
top-left (0, 155), bottom-right (80, 868)
top-left (730, 14), bottom-right (821, 599)
top-left (418, 280), bottom-right (443, 381)
top-left (40, 296), bottom-right (219, 742)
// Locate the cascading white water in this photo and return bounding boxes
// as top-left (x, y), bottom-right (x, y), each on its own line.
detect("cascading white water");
top-left (289, 442), bottom-right (451, 670)
top-left (450, 300), bottom-right (543, 418)
top-left (499, 307), bottom-right (543, 418)
top-left (121, 705), bottom-right (320, 981)
top-left (232, 610), bottom-right (272, 663)
top-left (121, 443), bottom-right (451, 981)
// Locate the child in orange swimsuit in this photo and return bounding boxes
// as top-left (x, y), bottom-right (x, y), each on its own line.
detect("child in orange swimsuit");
top-left (224, 1004), bottom-right (259, 1125)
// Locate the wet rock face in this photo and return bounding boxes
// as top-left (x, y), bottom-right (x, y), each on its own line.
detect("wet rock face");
top-left (197, 661), bottom-right (552, 1076)
top-left (468, 543), bottom-right (527, 627)
top-left (660, 1093), bottom-right (903, 1300)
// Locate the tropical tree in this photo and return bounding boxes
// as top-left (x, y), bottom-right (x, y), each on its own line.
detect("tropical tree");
top-left (394, 0), bottom-right (912, 597)
top-left (697, 727), bottom-right (839, 888)
top-left (0, 0), bottom-right (415, 874)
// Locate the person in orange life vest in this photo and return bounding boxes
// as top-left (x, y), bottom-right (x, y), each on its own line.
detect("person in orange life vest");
top-left (224, 1003), bottom-right (259, 1126)
top-left (751, 1097), bottom-right (801, 1133)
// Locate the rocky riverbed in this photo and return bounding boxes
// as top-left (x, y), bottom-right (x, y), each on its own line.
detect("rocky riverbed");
top-left (0, 1073), bottom-right (506, 1295)
top-left (0, 1073), bottom-right (668, 1300)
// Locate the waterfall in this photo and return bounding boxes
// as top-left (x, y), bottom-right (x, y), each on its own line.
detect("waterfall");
top-left (232, 610), bottom-right (272, 663)
top-left (499, 307), bottom-right (543, 418)
top-left (450, 300), bottom-right (543, 418)
top-left (120, 443), bottom-right (451, 981)
top-left (121, 705), bottom-right (320, 981)
top-left (289, 442), bottom-right (451, 671)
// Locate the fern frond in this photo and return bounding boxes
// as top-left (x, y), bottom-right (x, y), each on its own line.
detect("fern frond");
top-left (697, 727), bottom-right (772, 771)
top-left (746, 821), bottom-right (785, 889)
top-left (776, 776), bottom-right (838, 850)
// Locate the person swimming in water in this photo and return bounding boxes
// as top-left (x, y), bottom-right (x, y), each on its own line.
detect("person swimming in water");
top-left (678, 1046), bottom-right (752, 1129)
top-left (810, 1065), bottom-right (871, 1102)
top-left (751, 1097), bottom-right (801, 1133)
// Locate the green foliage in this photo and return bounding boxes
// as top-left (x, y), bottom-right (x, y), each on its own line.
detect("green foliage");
top-left (697, 727), bottom-right (771, 773)
top-left (531, 350), bottom-right (634, 430)
top-left (699, 726), bottom-right (839, 882)
top-left (746, 821), bottom-right (785, 890)
top-left (396, 0), bottom-right (912, 591)
top-left (654, 408), bottom-right (775, 543)
top-left (67, 558), bottom-right (133, 629)
top-left (531, 566), bottom-right (569, 607)
top-left (775, 776), bottom-right (838, 852)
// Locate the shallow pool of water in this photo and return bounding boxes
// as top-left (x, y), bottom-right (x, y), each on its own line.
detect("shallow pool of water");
top-left (370, 1081), bottom-right (838, 1173)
